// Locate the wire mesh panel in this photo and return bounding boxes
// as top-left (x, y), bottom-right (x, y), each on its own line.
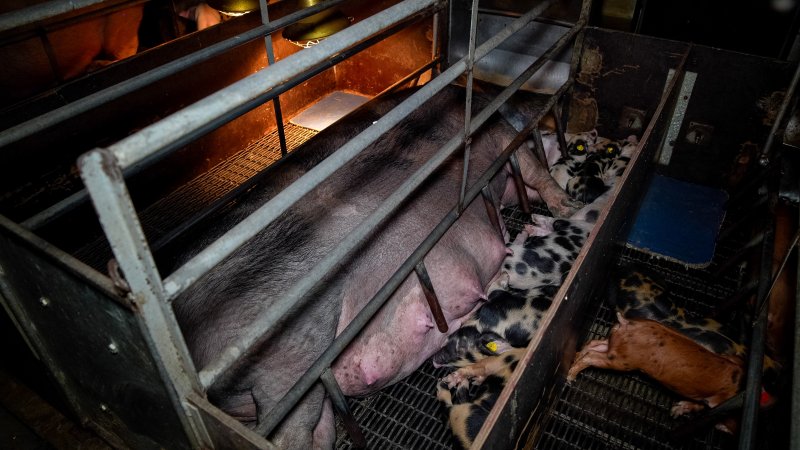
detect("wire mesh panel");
top-left (335, 361), bottom-right (454, 450)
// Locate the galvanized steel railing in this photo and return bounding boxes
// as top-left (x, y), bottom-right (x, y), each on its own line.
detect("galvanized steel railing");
top-left (27, 0), bottom-right (589, 446)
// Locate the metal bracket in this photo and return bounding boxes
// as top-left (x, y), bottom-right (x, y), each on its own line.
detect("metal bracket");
top-left (657, 69), bottom-right (697, 166)
top-left (618, 106), bottom-right (645, 133)
top-left (684, 121), bottom-right (714, 146)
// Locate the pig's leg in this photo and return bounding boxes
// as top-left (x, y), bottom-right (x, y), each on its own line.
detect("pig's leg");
top-left (670, 400), bottom-right (706, 418)
top-left (566, 339), bottom-right (610, 382)
top-left (515, 147), bottom-right (583, 218)
top-left (312, 398), bottom-right (335, 450)
top-left (257, 383), bottom-right (327, 448)
top-left (524, 215), bottom-right (557, 237)
top-left (443, 348), bottom-right (524, 388)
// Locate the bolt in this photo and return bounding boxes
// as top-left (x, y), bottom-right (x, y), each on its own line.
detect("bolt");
top-left (108, 342), bottom-right (119, 354)
top-left (39, 297), bottom-right (50, 307)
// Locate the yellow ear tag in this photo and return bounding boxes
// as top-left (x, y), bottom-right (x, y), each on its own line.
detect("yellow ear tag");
top-left (485, 341), bottom-right (498, 352)
top-left (576, 144), bottom-right (585, 151)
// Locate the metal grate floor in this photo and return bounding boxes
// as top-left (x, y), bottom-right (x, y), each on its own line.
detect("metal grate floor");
top-left (533, 227), bottom-right (747, 450)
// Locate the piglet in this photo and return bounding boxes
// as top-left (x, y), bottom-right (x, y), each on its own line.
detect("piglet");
top-left (567, 313), bottom-right (744, 419)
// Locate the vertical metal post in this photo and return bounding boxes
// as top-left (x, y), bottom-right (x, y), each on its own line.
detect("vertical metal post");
top-left (414, 261), bottom-right (448, 332)
top-left (78, 149), bottom-right (212, 449)
top-left (459, 0), bottom-right (481, 211)
top-left (508, 153), bottom-right (532, 214)
top-left (531, 128), bottom-right (548, 166)
top-left (792, 196), bottom-right (800, 450)
top-left (260, 0), bottom-right (289, 156)
top-left (738, 195), bottom-right (775, 450)
top-left (319, 369), bottom-right (366, 448)
top-left (481, 185), bottom-right (504, 239)
top-left (550, 101), bottom-right (569, 157)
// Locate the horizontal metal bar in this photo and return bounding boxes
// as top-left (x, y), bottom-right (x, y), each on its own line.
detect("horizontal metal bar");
top-left (258, 77), bottom-right (574, 439)
top-left (0, 0), bottom-right (352, 151)
top-left (792, 200), bottom-right (800, 450)
top-left (166, 0), bottom-right (561, 304)
top-left (195, 2), bottom-right (569, 391)
top-left (21, 3), bottom-right (421, 231)
top-left (109, 0), bottom-right (436, 171)
top-left (0, 0), bottom-right (109, 32)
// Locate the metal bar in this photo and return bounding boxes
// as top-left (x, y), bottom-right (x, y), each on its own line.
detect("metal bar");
top-left (657, 70), bottom-right (697, 166)
top-left (481, 185), bottom-right (504, 239)
top-left (259, 0), bottom-right (289, 157)
top-left (77, 149), bottom-right (211, 448)
top-left (551, 102), bottom-right (568, 158)
top-left (792, 196), bottom-right (800, 450)
top-left (757, 229), bottom-right (800, 318)
top-left (165, 0), bottom-right (565, 304)
top-left (0, 0), bottom-right (109, 32)
top-left (414, 261), bottom-right (448, 333)
top-left (149, 60), bottom-right (441, 255)
top-left (672, 392), bottom-right (745, 439)
top-left (110, 0), bottom-right (435, 171)
top-left (761, 60), bottom-right (800, 163)
top-left (373, 58), bottom-right (440, 97)
top-left (1, 0), bottom-right (149, 46)
top-left (0, 0), bottom-right (353, 151)
top-left (459, 0), bottom-right (480, 211)
top-left (23, 8), bottom-right (431, 231)
top-left (738, 194), bottom-right (776, 450)
top-left (196, 20), bottom-right (576, 391)
top-left (258, 78), bottom-right (573, 439)
top-left (508, 152), bottom-right (531, 214)
top-left (319, 369), bottom-right (366, 448)
top-left (531, 127), bottom-right (548, 165)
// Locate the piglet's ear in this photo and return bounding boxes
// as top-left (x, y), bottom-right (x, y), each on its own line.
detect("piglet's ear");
top-left (480, 333), bottom-right (512, 355)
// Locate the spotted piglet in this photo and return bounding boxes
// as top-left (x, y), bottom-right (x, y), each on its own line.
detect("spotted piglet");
top-left (610, 264), bottom-right (748, 357)
top-left (567, 313), bottom-right (744, 422)
top-left (432, 284), bottom-right (558, 368)
top-left (548, 130), bottom-right (600, 188)
top-left (437, 342), bottom-right (524, 449)
top-left (566, 135), bottom-right (638, 203)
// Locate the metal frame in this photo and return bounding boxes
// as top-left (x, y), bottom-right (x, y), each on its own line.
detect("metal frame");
top-left (3, 0), bottom-right (591, 447)
top-left (8, 0), bottom-right (795, 447)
